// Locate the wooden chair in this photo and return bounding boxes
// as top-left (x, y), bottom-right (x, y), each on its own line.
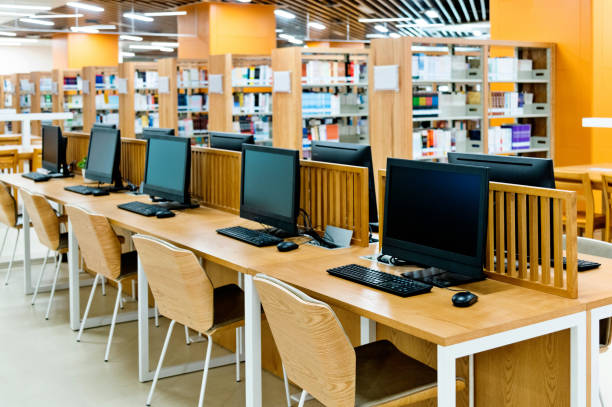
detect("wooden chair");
top-left (65, 204), bottom-right (137, 362)
top-left (555, 170), bottom-right (605, 238)
top-left (31, 146), bottom-right (42, 172)
top-left (601, 174), bottom-right (612, 242)
top-left (20, 188), bottom-right (68, 319)
top-left (132, 234), bottom-right (244, 407)
top-left (254, 274), bottom-right (466, 407)
top-left (0, 148), bottom-right (18, 174)
top-left (0, 182), bottom-right (24, 285)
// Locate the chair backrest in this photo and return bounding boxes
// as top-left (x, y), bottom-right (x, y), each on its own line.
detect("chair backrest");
top-left (31, 147), bottom-right (42, 172)
top-left (64, 205), bottom-right (122, 279)
top-left (132, 234), bottom-right (215, 333)
top-left (602, 174), bottom-right (612, 241)
top-left (254, 274), bottom-right (356, 407)
top-left (0, 182), bottom-right (16, 227)
top-left (555, 170), bottom-right (595, 229)
top-left (20, 188), bottom-right (60, 250)
top-left (0, 149), bottom-right (18, 173)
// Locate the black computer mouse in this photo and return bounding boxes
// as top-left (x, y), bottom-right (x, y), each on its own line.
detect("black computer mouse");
top-left (452, 291), bottom-right (478, 307)
top-left (156, 211), bottom-right (175, 218)
top-left (277, 241), bottom-right (298, 252)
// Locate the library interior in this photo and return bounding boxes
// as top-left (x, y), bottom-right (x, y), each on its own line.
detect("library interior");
top-left (1, 0), bottom-right (612, 406)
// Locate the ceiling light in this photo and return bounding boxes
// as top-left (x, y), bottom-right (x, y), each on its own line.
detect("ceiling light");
top-left (288, 38), bottom-right (303, 45)
top-left (129, 44), bottom-right (173, 52)
top-left (0, 31), bottom-right (16, 37)
top-left (120, 34), bottom-right (143, 41)
top-left (152, 41), bottom-right (178, 48)
top-left (275, 29), bottom-right (283, 33)
top-left (278, 33), bottom-right (293, 40)
top-left (121, 51), bottom-right (135, 57)
top-left (374, 24), bottom-right (388, 33)
top-left (0, 5), bottom-right (50, 11)
top-left (123, 12), bottom-right (154, 22)
top-left (20, 18), bottom-right (54, 26)
top-left (159, 47), bottom-right (173, 52)
top-left (473, 30), bottom-right (483, 36)
top-left (86, 25), bottom-right (115, 30)
top-left (366, 33), bottom-right (387, 39)
top-left (70, 26), bottom-right (99, 33)
top-left (414, 19), bottom-right (428, 26)
top-left (274, 9), bottom-right (295, 19)
top-left (29, 13), bottom-right (84, 18)
top-left (396, 23), bottom-right (444, 28)
top-left (358, 17), bottom-right (412, 23)
top-left (424, 9), bottom-right (440, 18)
top-left (389, 33), bottom-right (401, 38)
top-left (143, 11), bottom-right (187, 16)
top-left (66, 2), bottom-right (104, 12)
top-left (308, 22), bottom-right (326, 30)
top-left (0, 12), bottom-right (33, 16)
top-left (236, 0), bottom-right (252, 2)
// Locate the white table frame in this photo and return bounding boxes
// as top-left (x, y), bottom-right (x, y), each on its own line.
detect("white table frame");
top-left (0, 112), bottom-right (73, 147)
top-left (590, 305), bottom-right (612, 406)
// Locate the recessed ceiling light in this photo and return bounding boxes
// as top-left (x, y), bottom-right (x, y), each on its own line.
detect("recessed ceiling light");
top-left (308, 22), bottom-right (326, 30)
top-left (275, 29), bottom-right (283, 33)
top-left (66, 2), bottom-right (104, 12)
top-left (123, 12), bottom-right (154, 22)
top-left (0, 5), bottom-right (51, 11)
top-left (70, 26), bottom-right (99, 33)
top-left (288, 38), bottom-right (303, 45)
top-left (358, 17), bottom-right (412, 23)
top-left (274, 9), bottom-right (295, 19)
top-left (20, 18), bottom-right (54, 26)
top-left (143, 11), bottom-right (187, 16)
top-left (278, 33), bottom-right (293, 40)
top-left (374, 24), bottom-right (388, 33)
top-left (0, 31), bottom-right (16, 37)
top-left (389, 33), bottom-right (401, 38)
top-left (152, 42), bottom-right (178, 48)
top-left (121, 51), bottom-right (135, 57)
top-left (424, 9), bottom-right (440, 18)
top-left (30, 14), bottom-right (84, 18)
top-left (119, 34), bottom-right (143, 41)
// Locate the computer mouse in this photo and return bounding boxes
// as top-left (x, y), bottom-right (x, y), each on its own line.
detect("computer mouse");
top-left (277, 241), bottom-right (298, 252)
top-left (156, 211), bottom-right (175, 218)
top-left (92, 190), bottom-right (109, 196)
top-left (452, 291), bottom-right (478, 308)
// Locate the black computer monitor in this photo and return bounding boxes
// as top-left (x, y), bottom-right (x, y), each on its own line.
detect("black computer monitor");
top-left (311, 141), bottom-right (378, 224)
top-left (92, 123), bottom-right (116, 130)
top-left (447, 153), bottom-right (555, 188)
top-left (382, 158), bottom-right (489, 286)
top-left (210, 132), bottom-right (255, 151)
top-left (240, 144), bottom-right (300, 235)
top-left (85, 127), bottom-right (122, 188)
top-left (42, 125), bottom-right (67, 174)
top-left (140, 127), bottom-right (175, 140)
top-left (142, 135), bottom-right (191, 205)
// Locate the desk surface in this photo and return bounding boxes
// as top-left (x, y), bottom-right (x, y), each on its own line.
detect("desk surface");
top-left (556, 163), bottom-right (612, 186)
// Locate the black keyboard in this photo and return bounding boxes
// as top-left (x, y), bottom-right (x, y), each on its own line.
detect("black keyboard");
top-left (64, 185), bottom-right (109, 196)
top-left (327, 264), bottom-right (433, 297)
top-left (556, 257), bottom-right (601, 272)
top-left (22, 172), bottom-right (50, 182)
top-left (117, 201), bottom-right (172, 217)
top-left (216, 226), bottom-right (283, 247)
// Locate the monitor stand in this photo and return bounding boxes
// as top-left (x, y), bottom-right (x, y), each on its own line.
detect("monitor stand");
top-left (256, 227), bottom-right (296, 239)
top-left (150, 196), bottom-right (200, 210)
top-left (402, 267), bottom-right (485, 288)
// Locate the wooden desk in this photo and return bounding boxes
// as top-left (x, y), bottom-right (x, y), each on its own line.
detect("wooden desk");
top-left (556, 163), bottom-right (612, 189)
top-left (0, 145), bottom-right (40, 172)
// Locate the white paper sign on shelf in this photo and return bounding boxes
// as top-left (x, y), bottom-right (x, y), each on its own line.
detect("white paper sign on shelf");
top-left (117, 78), bottom-right (128, 94)
top-left (373, 65), bottom-right (399, 91)
top-left (82, 79), bottom-right (89, 95)
top-left (209, 74), bottom-right (223, 94)
top-left (158, 76), bottom-right (170, 94)
top-left (273, 71), bottom-right (291, 93)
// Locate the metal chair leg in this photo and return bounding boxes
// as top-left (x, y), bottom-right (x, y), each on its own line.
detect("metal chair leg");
top-left (104, 280), bottom-right (122, 362)
top-left (44, 254), bottom-right (62, 320)
top-left (297, 390), bottom-right (308, 407)
top-left (154, 304), bottom-right (159, 327)
top-left (101, 276), bottom-right (106, 296)
top-left (235, 327), bottom-right (241, 382)
top-left (76, 274), bottom-right (100, 342)
top-left (4, 229), bottom-right (19, 285)
top-left (600, 388), bottom-right (606, 407)
top-left (31, 249), bottom-right (50, 305)
top-left (197, 334), bottom-right (214, 407)
top-left (0, 226), bottom-right (9, 261)
top-left (146, 319), bottom-right (176, 406)
top-left (185, 325), bottom-right (191, 345)
top-left (282, 364), bottom-right (291, 407)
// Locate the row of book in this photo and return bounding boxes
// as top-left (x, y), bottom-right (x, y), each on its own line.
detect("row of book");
top-left (412, 127), bottom-right (469, 159)
top-left (3, 79), bottom-right (13, 93)
top-left (178, 116), bottom-right (208, 138)
top-left (232, 66), bottom-right (272, 87)
top-left (302, 92), bottom-right (367, 117)
top-left (135, 70), bottom-right (158, 89)
top-left (488, 124), bottom-right (532, 153)
top-left (3, 94), bottom-right (11, 107)
top-left (178, 93), bottom-right (208, 112)
top-left (19, 94), bottom-right (31, 108)
top-left (63, 76), bottom-right (82, 90)
top-left (178, 68), bottom-right (207, 88)
top-left (95, 113), bottom-right (119, 127)
top-left (64, 94), bottom-right (82, 109)
top-left (302, 60), bottom-right (367, 84)
top-left (39, 78), bottom-right (54, 93)
top-left (135, 93), bottom-right (158, 111)
top-left (233, 92), bottom-right (271, 115)
top-left (96, 94), bottom-right (119, 110)
top-left (41, 94), bottom-right (53, 110)
top-left (95, 74), bottom-right (117, 89)
top-left (135, 112), bottom-right (160, 135)
top-left (232, 115), bottom-right (271, 140)
top-left (413, 91), bottom-right (481, 117)
top-left (412, 54), bottom-right (480, 81)
top-left (301, 117), bottom-right (368, 155)
top-left (488, 58), bottom-right (537, 81)
top-left (489, 91), bottom-right (534, 116)
top-left (64, 113), bottom-right (83, 130)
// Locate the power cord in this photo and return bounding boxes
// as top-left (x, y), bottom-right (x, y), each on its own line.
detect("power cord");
top-left (299, 208), bottom-right (338, 249)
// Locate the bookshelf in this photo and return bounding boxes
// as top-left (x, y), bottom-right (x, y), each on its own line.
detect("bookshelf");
top-left (1, 74), bottom-right (17, 133)
top-left (369, 38), bottom-right (555, 176)
top-left (30, 71), bottom-right (55, 136)
top-left (82, 65), bottom-right (119, 133)
top-left (118, 61), bottom-right (159, 138)
top-left (53, 69), bottom-right (84, 132)
top-left (272, 47), bottom-right (370, 158)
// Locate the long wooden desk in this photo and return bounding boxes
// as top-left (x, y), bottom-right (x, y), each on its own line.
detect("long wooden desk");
top-left (556, 163), bottom-right (612, 188)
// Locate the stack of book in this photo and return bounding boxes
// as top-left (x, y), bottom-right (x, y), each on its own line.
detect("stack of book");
top-left (413, 92), bottom-right (439, 117)
top-left (302, 92), bottom-right (366, 117)
top-left (3, 79), bottom-right (14, 93)
top-left (63, 76), bottom-right (81, 91)
top-left (233, 93), bottom-right (271, 114)
top-left (232, 65), bottom-right (272, 87)
top-left (412, 127), bottom-right (467, 159)
top-left (40, 78), bottom-right (53, 93)
top-left (501, 124), bottom-right (532, 150)
top-left (412, 54), bottom-right (477, 80)
top-left (135, 113), bottom-right (159, 134)
top-left (95, 94), bottom-right (119, 110)
top-left (487, 126), bottom-right (513, 153)
top-left (134, 70), bottom-right (158, 89)
top-left (178, 68), bottom-right (207, 88)
top-left (302, 60), bottom-right (367, 84)
top-left (134, 93), bottom-right (158, 111)
top-left (40, 94), bottom-right (53, 110)
top-left (178, 93), bottom-right (208, 112)
top-left (489, 91), bottom-right (526, 116)
top-left (232, 115), bottom-right (271, 140)
top-left (95, 74), bottom-right (116, 90)
top-left (95, 113), bottom-right (119, 127)
top-left (64, 94), bottom-right (82, 109)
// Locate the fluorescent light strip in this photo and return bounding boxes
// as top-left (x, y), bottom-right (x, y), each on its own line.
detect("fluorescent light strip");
top-left (365, 33), bottom-right (387, 39)
top-left (159, 47), bottom-right (173, 52)
top-left (143, 11), bottom-right (186, 16)
top-left (274, 9), bottom-right (295, 19)
top-left (425, 9), bottom-right (440, 18)
top-left (121, 51), bottom-right (135, 57)
top-left (87, 25), bottom-right (116, 30)
top-left (0, 5), bottom-right (50, 11)
top-left (308, 22), bottom-right (325, 30)
top-left (275, 29), bottom-right (283, 33)
top-left (389, 33), bottom-right (401, 38)
top-left (288, 38), bottom-right (303, 45)
top-left (396, 22), bottom-right (444, 28)
top-left (71, 26), bottom-right (99, 33)
top-left (123, 12), bottom-right (154, 22)
top-left (129, 44), bottom-right (173, 51)
top-left (0, 31), bottom-right (16, 37)
top-left (0, 12), bottom-right (33, 17)
top-left (374, 24), bottom-right (388, 33)
top-left (20, 18), bottom-right (54, 26)
top-left (151, 41), bottom-right (178, 47)
top-left (119, 34), bottom-right (143, 41)
top-left (66, 2), bottom-right (104, 12)
top-left (359, 17), bottom-right (413, 23)
top-left (236, 0), bottom-right (252, 2)
top-left (29, 13), bottom-right (84, 18)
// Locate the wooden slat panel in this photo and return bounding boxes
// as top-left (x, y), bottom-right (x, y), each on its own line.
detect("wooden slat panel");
top-left (495, 191), bottom-right (505, 275)
top-left (553, 198), bottom-right (563, 288)
top-left (190, 147), bottom-right (241, 214)
top-left (529, 195), bottom-right (539, 281)
top-left (540, 198), bottom-right (551, 285)
top-left (505, 193), bottom-right (516, 277)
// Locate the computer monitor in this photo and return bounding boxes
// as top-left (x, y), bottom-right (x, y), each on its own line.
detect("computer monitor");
top-left (382, 158), bottom-right (489, 286)
top-left (92, 123), bottom-right (116, 130)
top-left (42, 125), bottom-right (67, 174)
top-left (85, 127), bottom-right (122, 188)
top-left (210, 132), bottom-right (255, 151)
top-left (240, 144), bottom-right (300, 235)
top-left (140, 127), bottom-right (175, 140)
top-left (311, 141), bottom-right (378, 224)
top-left (142, 135), bottom-right (191, 205)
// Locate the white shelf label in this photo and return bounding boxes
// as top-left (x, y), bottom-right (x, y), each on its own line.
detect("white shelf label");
top-left (373, 65), bottom-right (399, 91)
top-left (273, 71), bottom-right (291, 93)
top-left (209, 74), bottom-right (223, 94)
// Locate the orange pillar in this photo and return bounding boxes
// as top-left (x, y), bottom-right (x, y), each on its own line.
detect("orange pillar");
top-left (591, 0), bottom-right (612, 163)
top-left (178, 2), bottom-right (276, 59)
top-left (52, 33), bottom-right (118, 70)
top-left (490, 0), bottom-right (593, 165)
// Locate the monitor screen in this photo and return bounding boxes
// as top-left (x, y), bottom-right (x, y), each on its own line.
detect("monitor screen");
top-left (382, 159), bottom-right (488, 277)
top-left (240, 145), bottom-right (299, 234)
top-left (85, 127), bottom-right (120, 184)
top-left (210, 132), bottom-right (254, 151)
top-left (42, 125), bottom-right (61, 173)
top-left (143, 135), bottom-right (190, 204)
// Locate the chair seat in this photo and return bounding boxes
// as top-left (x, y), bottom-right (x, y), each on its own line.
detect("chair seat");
top-left (207, 284), bottom-right (245, 334)
top-left (354, 340), bottom-right (464, 407)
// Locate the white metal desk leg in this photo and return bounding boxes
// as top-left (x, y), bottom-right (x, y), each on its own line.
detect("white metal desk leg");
top-left (570, 312), bottom-right (587, 407)
top-left (360, 317), bottom-right (376, 345)
top-left (138, 256), bottom-right (150, 382)
top-left (244, 274), bottom-right (262, 407)
top-left (22, 207), bottom-right (32, 294)
top-left (437, 345), bottom-right (457, 407)
top-left (591, 306), bottom-right (612, 407)
top-left (68, 219), bottom-right (80, 330)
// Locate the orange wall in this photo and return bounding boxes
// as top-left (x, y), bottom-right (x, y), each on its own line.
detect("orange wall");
top-left (490, 0), bottom-right (593, 165)
top-left (178, 3), bottom-right (210, 59)
top-left (67, 34), bottom-right (118, 69)
top-left (591, 0), bottom-right (612, 163)
top-left (52, 34), bottom-right (68, 70)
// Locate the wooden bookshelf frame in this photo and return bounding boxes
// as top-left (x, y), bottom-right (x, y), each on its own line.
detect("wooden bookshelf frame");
top-left (53, 68), bottom-right (84, 133)
top-left (30, 71), bottom-right (54, 137)
top-left (1, 74), bottom-right (18, 133)
top-left (82, 66), bottom-right (119, 133)
top-left (118, 61), bottom-right (158, 138)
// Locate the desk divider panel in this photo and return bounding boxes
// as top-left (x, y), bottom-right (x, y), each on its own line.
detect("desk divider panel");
top-left (378, 169), bottom-right (579, 299)
top-left (191, 147), bottom-right (241, 214)
top-left (65, 132), bottom-right (90, 171)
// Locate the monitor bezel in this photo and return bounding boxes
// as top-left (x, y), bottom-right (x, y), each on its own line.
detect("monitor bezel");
top-left (240, 144), bottom-right (300, 235)
top-left (210, 131), bottom-right (255, 152)
top-left (85, 127), bottom-right (121, 184)
top-left (142, 134), bottom-right (191, 205)
top-left (382, 158), bottom-right (489, 277)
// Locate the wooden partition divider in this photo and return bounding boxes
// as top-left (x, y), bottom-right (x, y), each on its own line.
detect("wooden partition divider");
top-left (191, 147), bottom-right (241, 214)
top-left (65, 132), bottom-right (90, 169)
top-left (120, 139), bottom-right (147, 186)
top-left (378, 169), bottom-right (579, 298)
